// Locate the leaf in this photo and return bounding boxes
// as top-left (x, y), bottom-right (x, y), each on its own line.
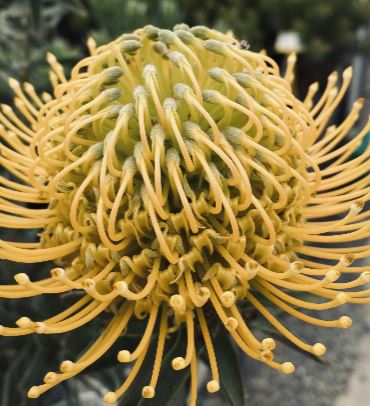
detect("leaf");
top-left (120, 327), bottom-right (189, 406)
top-left (29, 0), bottom-right (41, 30)
top-left (259, 327), bottom-right (328, 365)
top-left (213, 327), bottom-right (245, 406)
top-left (1, 340), bottom-right (31, 406)
top-left (59, 0), bottom-right (87, 17)
top-left (140, 328), bottom-right (190, 406)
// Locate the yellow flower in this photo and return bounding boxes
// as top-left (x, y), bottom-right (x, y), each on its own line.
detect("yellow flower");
top-left (0, 24), bottom-right (369, 404)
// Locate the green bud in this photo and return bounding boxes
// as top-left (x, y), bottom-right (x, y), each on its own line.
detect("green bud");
top-left (89, 141), bottom-right (104, 158)
top-left (190, 25), bottom-right (209, 39)
top-left (153, 42), bottom-right (168, 56)
top-left (208, 67), bottom-right (227, 83)
top-left (119, 40), bottom-right (142, 54)
top-left (163, 97), bottom-right (177, 111)
top-left (168, 51), bottom-right (186, 67)
top-left (106, 104), bottom-right (124, 118)
top-left (202, 90), bottom-right (221, 104)
top-left (102, 87), bottom-right (122, 101)
top-left (119, 34), bottom-right (141, 41)
top-left (144, 25), bottom-right (159, 40)
top-left (176, 30), bottom-right (195, 44)
top-left (204, 39), bottom-right (226, 55)
top-left (173, 23), bottom-right (190, 31)
top-left (235, 93), bottom-right (247, 105)
top-left (143, 64), bottom-right (157, 77)
top-left (166, 148), bottom-right (180, 164)
top-left (103, 67), bottom-right (124, 80)
top-left (120, 103), bottom-right (135, 117)
top-left (233, 72), bottom-right (250, 87)
top-left (134, 142), bottom-right (144, 160)
top-left (183, 121), bottom-right (200, 137)
top-left (150, 124), bottom-right (165, 141)
top-left (173, 83), bottom-right (191, 99)
top-left (223, 127), bottom-right (244, 144)
top-left (133, 85), bottom-right (148, 100)
top-left (158, 29), bottom-right (176, 45)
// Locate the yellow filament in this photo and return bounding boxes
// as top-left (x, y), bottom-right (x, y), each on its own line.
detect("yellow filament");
top-left (196, 307), bottom-right (220, 385)
top-left (147, 305), bottom-right (168, 391)
top-left (189, 350), bottom-right (198, 406)
top-left (118, 303), bottom-right (159, 362)
top-left (172, 310), bottom-right (195, 370)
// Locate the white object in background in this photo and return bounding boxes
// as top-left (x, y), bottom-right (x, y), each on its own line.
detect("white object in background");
top-left (274, 31), bottom-right (303, 55)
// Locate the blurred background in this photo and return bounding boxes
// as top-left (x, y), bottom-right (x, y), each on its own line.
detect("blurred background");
top-left (1, 0), bottom-right (370, 101)
top-left (0, 0), bottom-right (370, 405)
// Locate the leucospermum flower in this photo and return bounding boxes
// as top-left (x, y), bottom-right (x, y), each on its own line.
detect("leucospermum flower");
top-left (0, 24), bottom-right (369, 404)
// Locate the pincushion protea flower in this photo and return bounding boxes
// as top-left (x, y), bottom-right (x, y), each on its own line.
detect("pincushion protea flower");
top-left (0, 23), bottom-right (369, 404)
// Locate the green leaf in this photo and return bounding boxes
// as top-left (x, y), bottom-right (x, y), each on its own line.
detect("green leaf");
top-left (59, 0), bottom-right (87, 17)
top-left (213, 327), bottom-right (245, 406)
top-left (29, 0), bottom-right (41, 30)
top-left (259, 326), bottom-right (328, 365)
top-left (140, 328), bottom-right (190, 406)
top-left (120, 327), bottom-right (189, 406)
top-left (1, 340), bottom-right (31, 406)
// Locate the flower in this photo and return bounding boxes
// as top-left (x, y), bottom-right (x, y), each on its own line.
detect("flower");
top-left (0, 24), bottom-right (369, 404)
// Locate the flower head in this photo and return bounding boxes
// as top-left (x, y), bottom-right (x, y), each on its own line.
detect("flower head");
top-left (0, 24), bottom-right (369, 404)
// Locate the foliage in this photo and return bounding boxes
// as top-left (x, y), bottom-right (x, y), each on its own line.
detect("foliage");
top-left (0, 0), bottom-right (85, 102)
top-left (88, 0), bottom-right (183, 42)
top-left (0, 0), bottom-right (369, 97)
top-left (178, 0), bottom-right (370, 88)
